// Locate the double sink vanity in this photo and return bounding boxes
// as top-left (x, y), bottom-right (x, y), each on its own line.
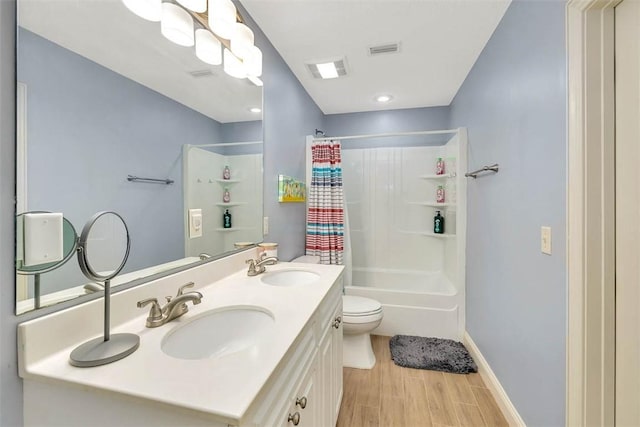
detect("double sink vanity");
top-left (18, 248), bottom-right (344, 427)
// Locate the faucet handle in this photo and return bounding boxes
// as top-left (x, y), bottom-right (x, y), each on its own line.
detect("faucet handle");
top-left (246, 258), bottom-right (258, 275)
top-left (177, 282), bottom-right (195, 296)
top-left (137, 298), bottom-right (163, 321)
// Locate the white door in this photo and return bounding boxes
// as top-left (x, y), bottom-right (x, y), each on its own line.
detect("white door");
top-left (615, 0), bottom-right (640, 424)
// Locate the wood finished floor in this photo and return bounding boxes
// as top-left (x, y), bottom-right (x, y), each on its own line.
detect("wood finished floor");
top-left (337, 335), bottom-right (509, 427)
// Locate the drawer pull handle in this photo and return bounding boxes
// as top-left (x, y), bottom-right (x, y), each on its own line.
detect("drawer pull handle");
top-left (296, 396), bottom-right (307, 409)
top-left (288, 412), bottom-right (301, 425)
top-left (332, 316), bottom-right (342, 329)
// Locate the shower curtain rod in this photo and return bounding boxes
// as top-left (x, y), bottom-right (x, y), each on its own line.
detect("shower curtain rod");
top-left (187, 141), bottom-right (262, 148)
top-left (312, 129), bottom-right (459, 142)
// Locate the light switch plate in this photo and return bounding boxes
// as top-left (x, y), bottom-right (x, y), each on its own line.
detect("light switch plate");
top-left (263, 217), bottom-right (269, 236)
top-left (541, 226), bottom-right (552, 255)
top-left (189, 209), bottom-right (203, 238)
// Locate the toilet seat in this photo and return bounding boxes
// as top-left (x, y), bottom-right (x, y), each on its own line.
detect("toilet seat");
top-left (343, 295), bottom-right (383, 324)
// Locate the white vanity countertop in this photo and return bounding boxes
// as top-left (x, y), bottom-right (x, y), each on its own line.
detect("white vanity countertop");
top-left (18, 255), bottom-right (344, 425)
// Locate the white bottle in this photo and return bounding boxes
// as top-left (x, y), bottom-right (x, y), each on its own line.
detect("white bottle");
top-left (223, 165), bottom-right (231, 180)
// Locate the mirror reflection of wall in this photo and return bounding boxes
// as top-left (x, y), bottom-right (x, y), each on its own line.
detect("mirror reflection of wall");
top-left (184, 143), bottom-right (263, 257)
top-left (16, 0), bottom-right (263, 314)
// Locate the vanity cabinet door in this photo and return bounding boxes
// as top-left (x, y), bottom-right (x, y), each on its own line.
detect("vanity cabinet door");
top-left (331, 301), bottom-right (344, 424)
top-left (318, 302), bottom-right (343, 427)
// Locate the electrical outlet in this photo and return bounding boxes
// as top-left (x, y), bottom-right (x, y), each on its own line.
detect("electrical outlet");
top-left (263, 216), bottom-right (269, 235)
top-left (541, 226), bottom-right (552, 255)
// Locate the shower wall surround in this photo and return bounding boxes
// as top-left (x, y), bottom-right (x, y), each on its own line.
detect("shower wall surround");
top-left (343, 146), bottom-right (452, 274)
top-left (340, 131), bottom-right (467, 340)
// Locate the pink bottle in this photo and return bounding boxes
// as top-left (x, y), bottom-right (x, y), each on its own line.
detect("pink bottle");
top-left (436, 158), bottom-right (445, 175)
top-left (436, 185), bottom-right (445, 203)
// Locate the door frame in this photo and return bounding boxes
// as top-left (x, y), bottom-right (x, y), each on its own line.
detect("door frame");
top-left (566, 0), bottom-right (619, 425)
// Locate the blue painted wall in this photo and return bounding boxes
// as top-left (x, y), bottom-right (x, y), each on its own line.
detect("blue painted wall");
top-left (18, 28), bottom-right (223, 285)
top-left (325, 106), bottom-right (450, 136)
top-left (237, 2), bottom-right (325, 262)
top-left (448, 1), bottom-right (567, 424)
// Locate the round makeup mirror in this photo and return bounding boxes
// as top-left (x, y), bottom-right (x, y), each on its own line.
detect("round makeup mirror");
top-left (77, 211), bottom-right (130, 281)
top-left (70, 211), bottom-right (138, 368)
top-left (16, 211), bottom-right (78, 310)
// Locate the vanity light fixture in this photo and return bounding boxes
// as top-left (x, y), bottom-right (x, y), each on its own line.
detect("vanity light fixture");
top-left (161, 1), bottom-right (195, 47)
top-left (208, 0), bottom-right (237, 40)
top-left (195, 27), bottom-right (222, 65)
top-left (376, 94), bottom-right (393, 103)
top-left (231, 22), bottom-right (254, 59)
top-left (122, 0), bottom-right (262, 80)
top-left (245, 45), bottom-right (263, 77)
top-left (177, 0), bottom-right (206, 13)
top-left (248, 76), bottom-right (264, 87)
top-left (223, 48), bottom-right (247, 78)
top-left (122, 0), bottom-right (162, 22)
top-left (249, 107), bottom-right (262, 113)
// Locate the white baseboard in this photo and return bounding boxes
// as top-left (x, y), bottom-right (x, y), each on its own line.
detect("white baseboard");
top-left (463, 332), bottom-right (526, 427)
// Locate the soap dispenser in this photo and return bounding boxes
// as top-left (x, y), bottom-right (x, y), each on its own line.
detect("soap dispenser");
top-left (434, 210), bottom-right (445, 234)
top-left (223, 209), bottom-right (232, 229)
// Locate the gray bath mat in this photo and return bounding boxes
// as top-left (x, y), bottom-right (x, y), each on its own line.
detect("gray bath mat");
top-left (389, 335), bottom-right (477, 374)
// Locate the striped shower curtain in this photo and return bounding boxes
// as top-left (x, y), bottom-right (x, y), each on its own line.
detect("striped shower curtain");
top-left (305, 140), bottom-right (344, 265)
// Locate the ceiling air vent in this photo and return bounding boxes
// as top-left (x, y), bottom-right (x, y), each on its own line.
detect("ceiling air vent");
top-left (188, 69), bottom-right (215, 78)
top-left (306, 58), bottom-right (348, 79)
top-left (368, 42), bottom-right (401, 56)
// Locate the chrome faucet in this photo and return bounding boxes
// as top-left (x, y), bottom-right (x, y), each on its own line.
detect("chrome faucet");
top-left (199, 253), bottom-right (212, 260)
top-left (246, 253), bottom-right (278, 276)
top-left (137, 282), bottom-right (203, 328)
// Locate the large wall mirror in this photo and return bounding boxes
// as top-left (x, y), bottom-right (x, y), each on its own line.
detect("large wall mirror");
top-left (16, 0), bottom-right (264, 314)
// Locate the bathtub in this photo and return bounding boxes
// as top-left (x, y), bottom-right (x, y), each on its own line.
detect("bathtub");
top-left (345, 267), bottom-right (464, 340)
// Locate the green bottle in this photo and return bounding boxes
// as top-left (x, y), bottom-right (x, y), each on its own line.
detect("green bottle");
top-left (434, 210), bottom-right (444, 234)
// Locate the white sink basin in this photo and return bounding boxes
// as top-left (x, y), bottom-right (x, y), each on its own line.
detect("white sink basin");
top-left (161, 306), bottom-right (275, 360)
top-left (261, 269), bottom-right (320, 287)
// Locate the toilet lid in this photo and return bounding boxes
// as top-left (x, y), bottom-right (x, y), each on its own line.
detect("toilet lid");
top-left (343, 295), bottom-right (382, 315)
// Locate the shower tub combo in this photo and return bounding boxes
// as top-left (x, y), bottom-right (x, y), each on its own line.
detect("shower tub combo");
top-left (308, 128), bottom-right (467, 341)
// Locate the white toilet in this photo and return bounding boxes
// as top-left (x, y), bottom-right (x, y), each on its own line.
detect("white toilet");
top-left (292, 256), bottom-right (384, 369)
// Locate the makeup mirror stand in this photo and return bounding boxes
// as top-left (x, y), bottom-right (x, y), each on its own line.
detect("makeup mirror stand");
top-left (69, 212), bottom-right (139, 368)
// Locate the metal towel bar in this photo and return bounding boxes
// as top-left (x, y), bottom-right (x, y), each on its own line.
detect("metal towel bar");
top-left (465, 164), bottom-right (499, 179)
top-left (127, 175), bottom-right (174, 185)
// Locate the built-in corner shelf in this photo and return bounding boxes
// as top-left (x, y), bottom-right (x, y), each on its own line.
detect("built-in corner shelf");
top-left (409, 202), bottom-right (452, 208)
top-left (399, 230), bottom-right (456, 239)
top-left (216, 202), bottom-right (247, 207)
top-left (215, 227), bottom-right (250, 232)
top-left (215, 179), bottom-right (241, 185)
top-left (420, 173), bottom-right (456, 180)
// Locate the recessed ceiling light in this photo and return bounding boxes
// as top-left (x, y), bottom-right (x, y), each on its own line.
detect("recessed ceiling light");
top-left (249, 107), bottom-right (262, 113)
top-left (376, 95), bottom-right (393, 103)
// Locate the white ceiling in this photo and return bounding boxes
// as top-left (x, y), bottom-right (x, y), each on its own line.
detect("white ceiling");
top-left (18, 0), bottom-right (262, 123)
top-left (240, 0), bottom-right (511, 114)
